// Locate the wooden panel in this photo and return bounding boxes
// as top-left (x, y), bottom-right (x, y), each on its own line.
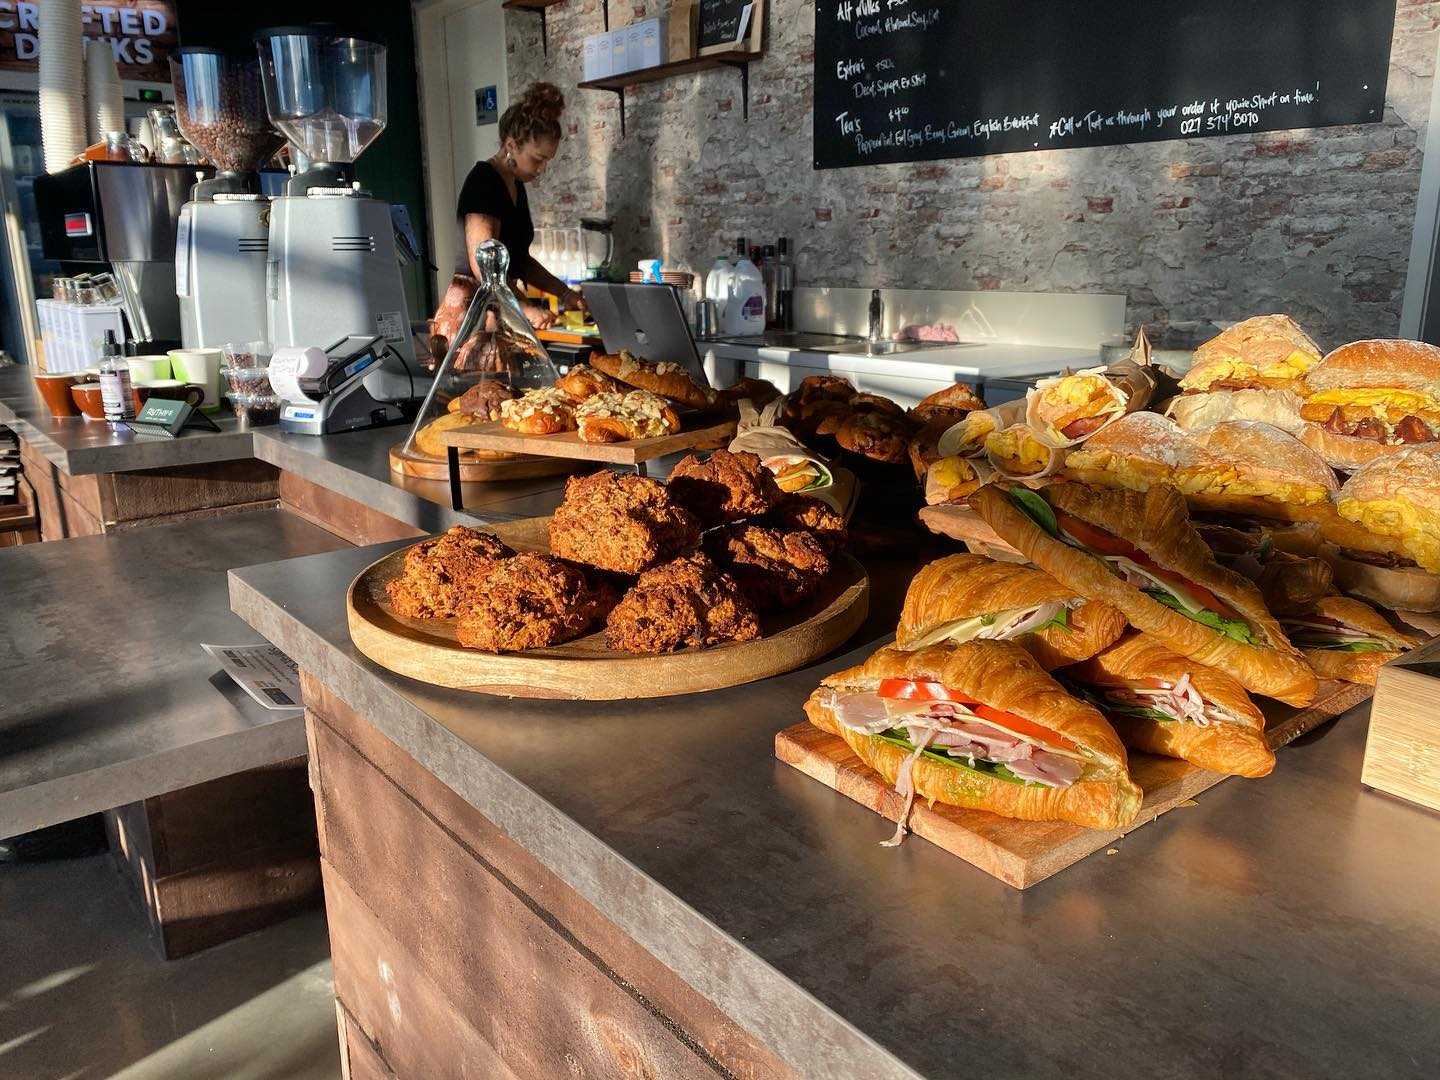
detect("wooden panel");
top-left (326, 867), bottom-right (522, 1080)
top-left (105, 761), bottom-right (322, 959)
top-left (443, 417), bottom-right (737, 465)
top-left (57, 486), bottom-right (104, 537)
top-left (347, 519), bottom-right (870, 700)
top-left (104, 460), bottom-right (280, 522)
top-left (54, 466), bottom-right (104, 520)
top-left (776, 679), bottom-right (1372, 889)
top-left (339, 1006), bottom-right (397, 1080)
top-left (279, 470), bottom-right (425, 547)
top-left (1365, 637), bottom-right (1440, 811)
top-left (17, 439), bottom-right (67, 540)
top-left (105, 498), bottom-right (281, 534)
top-left (305, 675), bottom-right (796, 1080)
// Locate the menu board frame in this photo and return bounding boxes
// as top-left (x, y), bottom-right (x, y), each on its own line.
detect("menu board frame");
top-left (812, 0), bottom-right (1396, 171)
top-left (698, 0), bottom-right (765, 57)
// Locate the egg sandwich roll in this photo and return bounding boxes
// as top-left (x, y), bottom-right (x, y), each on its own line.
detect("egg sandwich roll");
top-left (1179, 314), bottom-right (1322, 395)
top-left (970, 481), bottom-right (1318, 706)
top-left (1276, 595), bottom-right (1420, 686)
top-left (1063, 633), bottom-right (1275, 777)
top-left (1297, 339), bottom-right (1440, 470)
top-left (1063, 414), bottom-right (1339, 523)
top-left (897, 553), bottom-right (1127, 667)
top-left (804, 640), bottom-right (1143, 841)
top-left (1335, 448), bottom-right (1440, 575)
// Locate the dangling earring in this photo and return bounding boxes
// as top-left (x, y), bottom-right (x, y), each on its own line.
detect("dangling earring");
top-left (505, 151), bottom-right (516, 169)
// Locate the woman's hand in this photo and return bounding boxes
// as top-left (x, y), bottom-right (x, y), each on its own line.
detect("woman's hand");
top-left (524, 302), bottom-right (557, 330)
top-left (565, 289), bottom-right (589, 315)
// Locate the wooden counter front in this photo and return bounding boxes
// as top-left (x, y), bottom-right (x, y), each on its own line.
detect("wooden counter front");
top-left (302, 674), bottom-right (796, 1080)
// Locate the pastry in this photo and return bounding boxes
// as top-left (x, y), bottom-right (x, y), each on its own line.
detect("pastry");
top-left (590, 350), bottom-right (715, 409)
top-left (705, 524), bottom-right (830, 610)
top-left (555, 363), bottom-right (625, 401)
top-left (499, 387), bottom-right (578, 435)
top-left (574, 390), bottom-right (681, 443)
top-left (668, 449), bottom-right (783, 526)
top-left (384, 527), bottom-right (515, 619)
top-left (455, 552), bottom-right (617, 652)
top-left (603, 552), bottom-right (760, 654)
top-left (547, 471), bottom-right (701, 574)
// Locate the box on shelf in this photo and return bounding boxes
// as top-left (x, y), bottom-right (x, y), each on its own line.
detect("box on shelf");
top-left (35, 299), bottom-right (124, 374)
top-left (609, 27), bottom-right (629, 75)
top-left (583, 31), bottom-right (612, 80)
top-left (667, 3), bottom-right (697, 62)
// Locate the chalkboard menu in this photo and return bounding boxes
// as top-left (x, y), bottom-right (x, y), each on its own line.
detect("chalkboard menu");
top-left (814, 0), bottom-right (1397, 170)
top-left (699, 0), bottom-right (756, 52)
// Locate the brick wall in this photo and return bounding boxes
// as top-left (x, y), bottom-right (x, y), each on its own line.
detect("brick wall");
top-left (505, 0), bottom-right (1440, 347)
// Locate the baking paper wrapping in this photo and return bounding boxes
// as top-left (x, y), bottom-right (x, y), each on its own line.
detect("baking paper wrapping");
top-left (1026, 357), bottom-right (1159, 449)
top-left (729, 398), bottom-right (852, 514)
top-left (984, 423), bottom-right (1068, 487)
top-left (936, 398), bottom-right (1025, 459)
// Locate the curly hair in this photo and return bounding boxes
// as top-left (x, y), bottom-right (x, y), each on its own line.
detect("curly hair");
top-left (498, 82), bottom-right (565, 147)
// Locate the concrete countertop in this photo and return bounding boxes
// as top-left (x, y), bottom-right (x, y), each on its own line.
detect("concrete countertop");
top-left (0, 508), bottom-right (350, 837)
top-left (230, 541), bottom-right (1440, 1080)
top-left (251, 426), bottom-right (573, 531)
top-left (0, 364), bottom-right (256, 476)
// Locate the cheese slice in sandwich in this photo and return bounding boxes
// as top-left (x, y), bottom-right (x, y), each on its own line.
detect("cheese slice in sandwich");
top-left (1063, 632), bottom-right (1275, 777)
top-left (804, 640), bottom-right (1143, 841)
top-left (897, 553), bottom-right (1126, 668)
top-left (969, 481), bottom-right (1318, 706)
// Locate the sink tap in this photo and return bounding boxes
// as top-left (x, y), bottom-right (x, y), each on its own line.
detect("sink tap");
top-left (868, 289), bottom-right (884, 344)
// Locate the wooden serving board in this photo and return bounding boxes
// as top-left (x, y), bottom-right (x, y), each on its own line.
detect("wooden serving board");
top-left (776, 679), bottom-right (1372, 889)
top-left (388, 443), bottom-right (579, 483)
top-left (441, 418), bottom-right (737, 466)
top-left (348, 516), bottom-right (869, 700)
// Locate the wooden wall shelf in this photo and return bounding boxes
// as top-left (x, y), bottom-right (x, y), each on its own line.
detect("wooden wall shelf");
top-left (578, 50), bottom-right (761, 136)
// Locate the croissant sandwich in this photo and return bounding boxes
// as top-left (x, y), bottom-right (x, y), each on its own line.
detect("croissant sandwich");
top-left (1063, 633), bottom-right (1275, 777)
top-left (804, 640), bottom-right (1143, 840)
top-left (1276, 594), bottom-right (1420, 686)
top-left (1026, 359), bottom-right (1157, 448)
top-left (897, 553), bottom-right (1126, 668)
top-left (969, 482), bottom-right (1318, 706)
top-left (1319, 542), bottom-right (1440, 613)
top-left (1296, 339), bottom-right (1440, 470)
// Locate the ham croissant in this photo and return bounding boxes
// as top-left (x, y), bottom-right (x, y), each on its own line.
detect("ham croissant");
top-left (1066, 632), bottom-right (1276, 778)
top-left (805, 640), bottom-right (1142, 831)
top-left (896, 553), bottom-right (1125, 669)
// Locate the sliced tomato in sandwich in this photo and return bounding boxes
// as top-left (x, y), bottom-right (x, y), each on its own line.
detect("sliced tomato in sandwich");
top-left (876, 679), bottom-right (1081, 755)
top-left (1053, 509), bottom-right (1242, 621)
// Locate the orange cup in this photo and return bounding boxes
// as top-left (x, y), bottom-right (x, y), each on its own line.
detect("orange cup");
top-left (34, 371), bottom-right (81, 416)
top-left (70, 382), bottom-right (150, 420)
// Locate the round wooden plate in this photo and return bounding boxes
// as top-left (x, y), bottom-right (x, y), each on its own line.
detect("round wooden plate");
top-left (389, 443), bottom-right (580, 483)
top-left (347, 516), bottom-right (870, 700)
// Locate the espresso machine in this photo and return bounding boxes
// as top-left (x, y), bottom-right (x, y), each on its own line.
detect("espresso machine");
top-left (34, 162), bottom-right (199, 349)
top-left (255, 25), bottom-right (417, 407)
top-left (173, 47), bottom-right (283, 350)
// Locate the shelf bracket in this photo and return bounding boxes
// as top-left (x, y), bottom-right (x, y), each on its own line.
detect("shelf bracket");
top-left (616, 86), bottom-right (626, 137)
top-left (718, 59), bottom-right (751, 120)
top-left (603, 0), bottom-right (609, 31)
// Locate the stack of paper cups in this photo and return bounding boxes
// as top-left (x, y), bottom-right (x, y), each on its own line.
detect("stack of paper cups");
top-left (39, 0), bottom-right (87, 172)
top-left (85, 39), bottom-right (124, 145)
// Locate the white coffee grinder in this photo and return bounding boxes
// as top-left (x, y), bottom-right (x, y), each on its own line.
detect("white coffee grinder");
top-left (173, 47), bottom-right (282, 350)
top-left (254, 25), bottom-right (417, 406)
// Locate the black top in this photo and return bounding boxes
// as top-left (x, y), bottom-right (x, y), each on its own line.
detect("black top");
top-left (456, 160), bottom-right (534, 280)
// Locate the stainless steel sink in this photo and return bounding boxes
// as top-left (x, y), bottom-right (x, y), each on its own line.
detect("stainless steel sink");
top-left (710, 331), bottom-right (979, 355)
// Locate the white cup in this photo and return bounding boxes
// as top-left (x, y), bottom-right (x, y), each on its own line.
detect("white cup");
top-left (127, 354), bottom-right (171, 383)
top-left (168, 348), bottom-right (223, 413)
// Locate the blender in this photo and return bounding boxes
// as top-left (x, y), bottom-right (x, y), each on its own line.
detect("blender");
top-left (255, 25), bottom-right (418, 413)
top-left (172, 47), bottom-right (283, 350)
top-left (579, 218), bottom-right (614, 280)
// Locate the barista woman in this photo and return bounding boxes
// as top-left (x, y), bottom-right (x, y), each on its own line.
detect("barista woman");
top-left (456, 82), bottom-right (581, 330)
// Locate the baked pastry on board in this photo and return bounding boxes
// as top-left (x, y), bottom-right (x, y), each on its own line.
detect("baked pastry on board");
top-left (455, 552), bottom-right (617, 652)
top-left (385, 527), bottom-right (515, 619)
top-left (591, 350), bottom-right (715, 410)
top-left (574, 390), bottom-right (681, 443)
top-left (604, 552), bottom-right (760, 654)
top-left (548, 471), bottom-right (701, 574)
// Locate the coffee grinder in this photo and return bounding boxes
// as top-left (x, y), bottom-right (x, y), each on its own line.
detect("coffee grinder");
top-left (172, 47), bottom-right (282, 349)
top-left (255, 25), bottom-right (418, 406)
